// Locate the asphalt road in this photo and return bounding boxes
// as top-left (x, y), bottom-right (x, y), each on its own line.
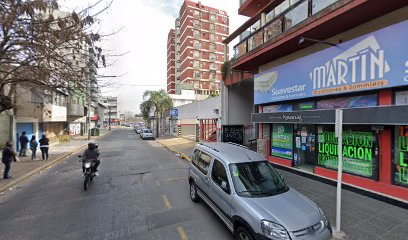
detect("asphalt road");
top-left (0, 129), bottom-right (233, 240)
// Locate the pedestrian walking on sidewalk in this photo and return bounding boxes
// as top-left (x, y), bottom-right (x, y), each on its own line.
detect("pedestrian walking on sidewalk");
top-left (30, 136), bottom-right (38, 160)
top-left (2, 141), bottom-right (16, 179)
top-left (39, 135), bottom-right (49, 161)
top-left (19, 131), bottom-right (29, 157)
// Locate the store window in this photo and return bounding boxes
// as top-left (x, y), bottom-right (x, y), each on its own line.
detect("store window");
top-left (317, 125), bottom-right (378, 179)
top-left (317, 94), bottom-right (377, 109)
top-left (394, 126), bottom-right (408, 187)
top-left (271, 124), bottom-right (293, 160)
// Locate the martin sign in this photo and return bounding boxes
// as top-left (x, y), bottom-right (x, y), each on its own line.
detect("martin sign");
top-left (254, 20), bottom-right (408, 105)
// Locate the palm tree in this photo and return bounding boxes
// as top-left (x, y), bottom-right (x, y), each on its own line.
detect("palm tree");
top-left (140, 89), bottom-right (173, 137)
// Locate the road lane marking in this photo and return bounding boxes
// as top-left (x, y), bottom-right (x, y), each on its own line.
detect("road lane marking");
top-left (177, 227), bottom-right (189, 240)
top-left (165, 177), bottom-right (187, 181)
top-left (162, 194), bottom-right (172, 209)
top-left (156, 180), bottom-right (160, 186)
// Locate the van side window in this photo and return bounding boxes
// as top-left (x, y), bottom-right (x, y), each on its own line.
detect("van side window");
top-left (198, 152), bottom-right (212, 174)
top-left (192, 149), bottom-right (201, 167)
top-left (211, 160), bottom-right (230, 194)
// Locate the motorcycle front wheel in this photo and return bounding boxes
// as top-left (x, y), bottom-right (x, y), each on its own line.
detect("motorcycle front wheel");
top-left (84, 173), bottom-right (90, 191)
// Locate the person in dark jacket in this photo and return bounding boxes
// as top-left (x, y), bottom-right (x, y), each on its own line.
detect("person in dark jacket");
top-left (30, 136), bottom-right (38, 160)
top-left (82, 142), bottom-right (100, 174)
top-left (39, 135), bottom-right (49, 161)
top-left (2, 141), bottom-right (16, 179)
top-left (19, 131), bottom-right (29, 157)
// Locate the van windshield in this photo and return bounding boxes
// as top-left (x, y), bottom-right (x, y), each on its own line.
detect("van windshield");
top-left (229, 161), bottom-right (288, 197)
top-left (144, 130), bottom-right (152, 133)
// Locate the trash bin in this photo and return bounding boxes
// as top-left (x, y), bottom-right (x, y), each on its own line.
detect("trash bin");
top-left (90, 128), bottom-right (100, 136)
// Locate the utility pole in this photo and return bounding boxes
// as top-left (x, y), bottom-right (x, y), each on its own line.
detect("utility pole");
top-left (87, 78), bottom-right (91, 140)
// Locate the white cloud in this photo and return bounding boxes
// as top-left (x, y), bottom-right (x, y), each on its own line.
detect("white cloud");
top-left (59, 0), bottom-right (247, 113)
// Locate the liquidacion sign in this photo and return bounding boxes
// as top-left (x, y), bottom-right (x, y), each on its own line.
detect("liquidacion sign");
top-left (254, 20), bottom-right (408, 105)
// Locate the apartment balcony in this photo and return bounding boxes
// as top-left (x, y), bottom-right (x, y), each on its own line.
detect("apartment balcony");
top-left (228, 0), bottom-right (407, 71)
top-left (239, 0), bottom-right (273, 17)
top-left (67, 103), bottom-right (85, 117)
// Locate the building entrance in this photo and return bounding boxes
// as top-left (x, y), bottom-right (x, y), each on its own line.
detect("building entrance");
top-left (293, 124), bottom-right (317, 172)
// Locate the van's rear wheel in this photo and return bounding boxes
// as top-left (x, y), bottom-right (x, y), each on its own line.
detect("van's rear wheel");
top-left (235, 227), bottom-right (254, 240)
top-left (189, 182), bottom-right (199, 202)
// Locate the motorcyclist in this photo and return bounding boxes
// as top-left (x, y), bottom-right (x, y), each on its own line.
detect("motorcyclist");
top-left (82, 142), bottom-right (100, 175)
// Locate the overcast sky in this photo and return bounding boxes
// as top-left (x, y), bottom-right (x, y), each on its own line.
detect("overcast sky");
top-left (60, 0), bottom-right (247, 113)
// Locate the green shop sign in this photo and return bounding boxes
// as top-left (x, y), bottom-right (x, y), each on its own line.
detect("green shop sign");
top-left (272, 124), bottom-right (293, 160)
top-left (317, 131), bottom-right (377, 178)
top-left (396, 136), bottom-right (408, 186)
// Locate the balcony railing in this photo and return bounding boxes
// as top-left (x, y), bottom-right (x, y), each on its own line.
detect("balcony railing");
top-left (233, 0), bottom-right (340, 59)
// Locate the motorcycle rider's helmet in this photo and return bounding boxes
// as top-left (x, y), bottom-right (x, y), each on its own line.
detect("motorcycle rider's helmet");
top-left (88, 142), bottom-right (96, 149)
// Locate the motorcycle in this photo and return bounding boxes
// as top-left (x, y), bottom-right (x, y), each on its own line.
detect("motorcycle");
top-left (78, 156), bottom-right (97, 191)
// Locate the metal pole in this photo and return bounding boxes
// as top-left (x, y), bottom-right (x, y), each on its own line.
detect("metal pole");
top-left (335, 109), bottom-right (343, 233)
top-left (108, 106), bottom-right (111, 131)
top-left (87, 79), bottom-right (91, 140)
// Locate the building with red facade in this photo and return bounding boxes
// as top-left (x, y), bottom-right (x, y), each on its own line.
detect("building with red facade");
top-left (167, 0), bottom-right (229, 96)
top-left (223, 0), bottom-right (408, 203)
top-left (167, 29), bottom-right (176, 94)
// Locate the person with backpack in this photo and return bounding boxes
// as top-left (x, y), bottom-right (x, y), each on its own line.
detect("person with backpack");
top-left (30, 135), bottom-right (38, 160)
top-left (39, 135), bottom-right (49, 161)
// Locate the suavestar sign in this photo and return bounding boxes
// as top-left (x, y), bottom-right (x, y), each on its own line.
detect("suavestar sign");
top-left (254, 20), bottom-right (408, 105)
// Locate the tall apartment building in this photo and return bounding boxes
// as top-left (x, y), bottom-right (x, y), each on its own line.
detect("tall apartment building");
top-left (167, 30), bottom-right (176, 94)
top-left (167, 0), bottom-right (229, 96)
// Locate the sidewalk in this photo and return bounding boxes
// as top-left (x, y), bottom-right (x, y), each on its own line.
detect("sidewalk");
top-left (0, 129), bottom-right (111, 193)
top-left (157, 137), bottom-right (408, 240)
top-left (156, 136), bottom-right (196, 161)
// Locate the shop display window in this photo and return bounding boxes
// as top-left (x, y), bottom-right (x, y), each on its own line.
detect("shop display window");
top-left (271, 124), bottom-right (293, 160)
top-left (317, 125), bottom-right (378, 179)
top-left (394, 126), bottom-right (408, 187)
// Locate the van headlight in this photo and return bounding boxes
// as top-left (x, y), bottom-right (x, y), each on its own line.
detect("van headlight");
top-left (261, 220), bottom-right (290, 240)
top-left (318, 207), bottom-right (328, 227)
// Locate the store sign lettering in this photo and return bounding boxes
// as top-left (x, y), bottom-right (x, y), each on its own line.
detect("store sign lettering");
top-left (255, 20), bottom-right (408, 105)
top-left (311, 44), bottom-right (389, 90)
top-left (317, 132), bottom-right (376, 177)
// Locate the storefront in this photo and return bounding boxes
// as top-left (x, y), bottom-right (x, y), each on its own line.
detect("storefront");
top-left (252, 20), bottom-right (408, 201)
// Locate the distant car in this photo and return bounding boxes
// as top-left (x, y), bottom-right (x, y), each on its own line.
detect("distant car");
top-left (141, 129), bottom-right (154, 140)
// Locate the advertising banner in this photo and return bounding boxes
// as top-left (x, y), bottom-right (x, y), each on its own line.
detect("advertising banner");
top-left (271, 124), bottom-right (293, 160)
top-left (317, 130), bottom-right (378, 178)
top-left (255, 20), bottom-right (408, 105)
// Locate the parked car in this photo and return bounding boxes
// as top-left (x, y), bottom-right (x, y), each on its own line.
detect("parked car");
top-left (188, 142), bottom-right (332, 240)
top-left (140, 129), bottom-right (154, 140)
top-left (133, 126), bottom-right (142, 134)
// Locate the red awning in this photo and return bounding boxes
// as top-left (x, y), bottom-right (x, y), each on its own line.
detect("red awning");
top-left (91, 114), bottom-right (99, 121)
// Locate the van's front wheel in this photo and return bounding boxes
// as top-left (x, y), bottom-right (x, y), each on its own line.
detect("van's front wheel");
top-left (189, 182), bottom-right (199, 202)
top-left (235, 227), bottom-right (254, 240)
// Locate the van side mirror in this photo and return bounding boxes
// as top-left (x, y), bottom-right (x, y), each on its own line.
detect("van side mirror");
top-left (279, 174), bottom-right (285, 183)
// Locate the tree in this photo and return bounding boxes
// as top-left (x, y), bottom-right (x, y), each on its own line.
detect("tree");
top-left (140, 89), bottom-right (173, 138)
top-left (0, 0), bottom-right (113, 113)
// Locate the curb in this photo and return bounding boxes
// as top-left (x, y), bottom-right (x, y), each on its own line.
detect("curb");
top-left (0, 130), bottom-right (114, 193)
top-left (156, 139), bottom-right (192, 162)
